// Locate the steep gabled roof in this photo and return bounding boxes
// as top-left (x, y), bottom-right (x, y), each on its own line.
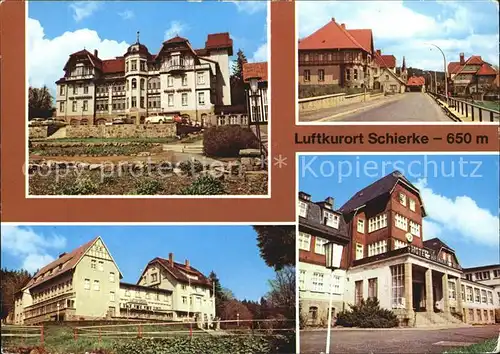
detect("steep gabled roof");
top-left (423, 237), bottom-right (455, 253)
top-left (205, 32), bottom-right (233, 55)
top-left (63, 49), bottom-right (103, 72)
top-left (298, 18), bottom-right (372, 53)
top-left (102, 58), bottom-right (125, 74)
top-left (143, 257), bottom-right (212, 287)
top-left (375, 53), bottom-right (396, 68)
top-left (243, 62), bottom-right (268, 82)
top-left (339, 171), bottom-right (424, 215)
top-left (477, 63), bottom-right (497, 76)
top-left (407, 76), bottom-right (425, 86)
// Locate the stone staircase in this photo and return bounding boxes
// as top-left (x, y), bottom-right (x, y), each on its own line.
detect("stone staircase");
top-left (413, 312), bottom-right (470, 328)
top-left (162, 143), bottom-right (203, 154)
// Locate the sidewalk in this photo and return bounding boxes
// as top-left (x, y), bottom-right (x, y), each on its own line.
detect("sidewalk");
top-left (299, 94), bottom-right (404, 122)
top-left (435, 98), bottom-right (499, 123)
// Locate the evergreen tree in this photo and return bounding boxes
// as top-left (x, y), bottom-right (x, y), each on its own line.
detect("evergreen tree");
top-left (254, 225), bottom-right (295, 271)
top-left (230, 49), bottom-right (248, 106)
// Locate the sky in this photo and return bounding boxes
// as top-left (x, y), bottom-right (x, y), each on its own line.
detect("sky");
top-left (27, 1), bottom-right (268, 92)
top-left (0, 224), bottom-right (277, 301)
top-left (297, 0), bottom-right (500, 71)
top-left (298, 154), bottom-right (500, 268)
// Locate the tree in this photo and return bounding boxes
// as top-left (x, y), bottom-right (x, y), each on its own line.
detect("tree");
top-left (28, 86), bottom-right (55, 120)
top-left (230, 49), bottom-right (248, 106)
top-left (0, 268), bottom-right (31, 320)
top-left (209, 271), bottom-right (234, 316)
top-left (254, 225), bottom-right (295, 271)
top-left (219, 299), bottom-right (253, 322)
top-left (265, 266), bottom-right (296, 321)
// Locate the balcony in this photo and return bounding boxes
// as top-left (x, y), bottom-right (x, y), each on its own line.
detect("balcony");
top-left (165, 63), bottom-right (193, 73)
top-left (65, 74), bottom-right (94, 81)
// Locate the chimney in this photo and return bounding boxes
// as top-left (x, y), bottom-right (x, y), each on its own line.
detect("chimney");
top-left (168, 252), bottom-right (174, 266)
top-left (341, 23), bottom-right (346, 29)
top-left (331, 17), bottom-right (335, 22)
top-left (298, 191), bottom-right (311, 201)
top-left (94, 49), bottom-right (98, 58)
top-left (325, 197), bottom-right (334, 209)
top-left (59, 252), bottom-right (67, 258)
top-left (376, 49), bottom-right (381, 56)
top-left (459, 53), bottom-right (465, 65)
top-left (185, 259), bottom-right (190, 269)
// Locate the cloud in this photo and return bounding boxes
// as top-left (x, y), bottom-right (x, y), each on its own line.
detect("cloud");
top-left (252, 43), bottom-right (267, 62)
top-left (1, 225), bottom-right (67, 273)
top-left (414, 179), bottom-right (499, 247)
top-left (230, 1), bottom-right (267, 14)
top-left (297, 1), bottom-right (499, 70)
top-left (164, 21), bottom-right (188, 41)
top-left (27, 18), bottom-right (130, 93)
top-left (69, 1), bottom-right (101, 22)
top-left (118, 10), bottom-right (134, 20)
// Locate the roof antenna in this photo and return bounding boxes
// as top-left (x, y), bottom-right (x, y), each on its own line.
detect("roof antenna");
top-left (136, 31), bottom-right (140, 44)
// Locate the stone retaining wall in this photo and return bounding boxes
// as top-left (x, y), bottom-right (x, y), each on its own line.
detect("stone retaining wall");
top-left (65, 124), bottom-right (176, 139)
top-left (29, 126), bottom-right (48, 139)
top-left (298, 92), bottom-right (385, 112)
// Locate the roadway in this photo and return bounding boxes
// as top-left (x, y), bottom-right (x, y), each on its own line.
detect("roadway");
top-left (300, 324), bottom-right (500, 354)
top-left (300, 93), bottom-right (452, 123)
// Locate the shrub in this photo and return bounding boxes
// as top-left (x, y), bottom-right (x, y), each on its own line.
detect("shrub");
top-left (203, 125), bottom-right (259, 158)
top-left (178, 159), bottom-right (204, 176)
top-left (135, 179), bottom-right (164, 195)
top-left (181, 175), bottom-right (226, 195)
top-left (336, 298), bottom-right (399, 328)
top-left (53, 176), bottom-right (98, 195)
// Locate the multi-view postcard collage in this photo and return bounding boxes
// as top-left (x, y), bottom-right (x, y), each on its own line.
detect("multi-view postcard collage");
top-left (0, 1), bottom-right (499, 354)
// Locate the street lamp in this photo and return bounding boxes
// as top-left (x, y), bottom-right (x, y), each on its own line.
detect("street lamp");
top-left (427, 43), bottom-right (448, 104)
top-left (56, 302), bottom-right (60, 322)
top-left (324, 242), bottom-right (344, 354)
top-left (246, 76), bottom-right (266, 163)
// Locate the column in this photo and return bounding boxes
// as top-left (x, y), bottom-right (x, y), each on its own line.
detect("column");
top-left (425, 269), bottom-right (434, 315)
top-left (404, 263), bottom-right (413, 317)
top-left (456, 277), bottom-right (464, 319)
top-left (442, 273), bottom-right (450, 314)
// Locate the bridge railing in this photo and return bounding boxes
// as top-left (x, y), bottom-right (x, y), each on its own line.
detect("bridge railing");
top-left (0, 324), bottom-right (44, 347)
top-left (428, 92), bottom-right (499, 122)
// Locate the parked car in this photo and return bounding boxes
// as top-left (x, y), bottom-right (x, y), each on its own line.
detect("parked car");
top-left (145, 115), bottom-right (175, 124)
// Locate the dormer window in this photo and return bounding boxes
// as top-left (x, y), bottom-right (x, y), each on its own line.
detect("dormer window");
top-left (298, 201), bottom-right (308, 218)
top-left (323, 211), bottom-right (339, 229)
top-left (409, 199), bottom-right (416, 212)
top-left (399, 193), bottom-right (407, 206)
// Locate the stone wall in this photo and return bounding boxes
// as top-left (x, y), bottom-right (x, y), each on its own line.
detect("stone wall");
top-left (29, 126), bottom-right (48, 139)
top-left (298, 92), bottom-right (385, 112)
top-left (65, 123), bottom-right (176, 139)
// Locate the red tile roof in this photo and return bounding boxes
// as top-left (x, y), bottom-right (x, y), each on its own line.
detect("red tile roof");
top-left (205, 32), bottom-right (233, 49)
top-left (477, 63), bottom-right (497, 76)
top-left (407, 76), bottom-right (425, 86)
top-left (467, 55), bottom-right (484, 65)
top-left (164, 35), bottom-right (189, 44)
top-left (243, 62), bottom-right (268, 82)
top-left (102, 58), bottom-right (125, 73)
top-left (374, 53), bottom-right (396, 68)
top-left (298, 18), bottom-right (372, 53)
top-left (147, 257), bottom-right (212, 287)
top-left (24, 237), bottom-right (98, 290)
top-left (448, 62), bottom-right (462, 74)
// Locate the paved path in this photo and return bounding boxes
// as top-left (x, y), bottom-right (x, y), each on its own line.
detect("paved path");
top-left (300, 93), bottom-right (452, 122)
top-left (300, 325), bottom-right (500, 354)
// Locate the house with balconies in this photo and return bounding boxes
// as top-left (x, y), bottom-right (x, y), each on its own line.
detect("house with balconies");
top-left (448, 53), bottom-right (498, 98)
top-left (298, 171), bottom-right (498, 328)
top-left (55, 32), bottom-right (233, 126)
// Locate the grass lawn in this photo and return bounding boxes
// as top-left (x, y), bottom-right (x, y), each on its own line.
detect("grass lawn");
top-left (32, 137), bottom-right (179, 144)
top-left (444, 338), bottom-right (498, 353)
top-left (475, 101), bottom-right (500, 112)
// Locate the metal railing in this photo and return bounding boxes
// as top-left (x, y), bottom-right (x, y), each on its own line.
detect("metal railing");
top-left (428, 91), bottom-right (499, 122)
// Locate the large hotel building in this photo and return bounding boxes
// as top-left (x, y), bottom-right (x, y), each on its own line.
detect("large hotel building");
top-left (298, 171), bottom-right (499, 327)
top-left (54, 32), bottom-right (268, 127)
top-left (13, 237), bottom-right (216, 325)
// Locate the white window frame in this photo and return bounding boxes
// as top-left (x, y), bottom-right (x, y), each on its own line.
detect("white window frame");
top-left (298, 201), bottom-right (308, 218)
top-left (84, 279), bottom-right (90, 290)
top-left (311, 272), bottom-right (324, 292)
top-left (448, 280), bottom-right (456, 299)
top-left (357, 219), bottom-right (365, 233)
top-left (197, 71), bottom-right (205, 85)
top-left (110, 291), bottom-right (115, 302)
top-left (323, 211), bottom-right (339, 229)
top-left (98, 261), bottom-right (104, 271)
top-left (399, 193), bottom-right (407, 206)
top-left (356, 243), bottom-right (364, 260)
top-left (109, 272), bottom-right (115, 283)
top-left (182, 75), bottom-right (188, 86)
top-left (314, 237), bottom-right (328, 255)
top-left (299, 270), bottom-right (306, 290)
top-left (93, 280), bottom-right (100, 291)
top-left (298, 232), bottom-right (311, 251)
top-left (368, 214), bottom-right (387, 233)
top-left (394, 239), bottom-right (407, 250)
top-left (182, 93), bottom-right (188, 106)
top-left (409, 199), bottom-right (416, 212)
top-left (168, 94), bottom-right (174, 107)
top-left (391, 264), bottom-right (405, 309)
top-left (409, 221), bottom-right (421, 237)
top-left (198, 92), bottom-right (205, 105)
top-left (167, 76), bottom-right (173, 87)
top-left (395, 214), bottom-right (408, 231)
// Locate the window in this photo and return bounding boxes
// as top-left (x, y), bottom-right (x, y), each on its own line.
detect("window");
top-left (399, 193), bottom-right (407, 206)
top-left (368, 240), bottom-right (388, 257)
top-left (466, 286), bottom-right (473, 302)
top-left (167, 76), bottom-right (173, 87)
top-left (60, 85), bottom-right (65, 96)
top-left (311, 272), bottom-right (324, 292)
top-left (98, 261), bottom-right (104, 271)
top-left (368, 214), bottom-right (387, 232)
top-left (309, 306), bottom-right (318, 321)
top-left (448, 280), bottom-right (456, 299)
top-left (409, 221), bottom-right (421, 237)
top-left (299, 270), bottom-right (306, 290)
top-left (82, 100), bottom-right (88, 111)
top-left (409, 199), bottom-right (416, 211)
top-left (488, 291), bottom-right (493, 304)
top-left (140, 61), bottom-right (145, 71)
top-left (461, 285), bottom-right (465, 301)
top-left (182, 93), bottom-right (188, 106)
top-left (182, 75), bottom-right (188, 86)
top-left (355, 280), bottom-right (363, 305)
top-left (385, 75), bottom-right (389, 80)
top-left (84, 279), bottom-right (90, 290)
top-left (168, 94), bottom-right (174, 107)
top-left (59, 102), bottom-right (65, 113)
top-left (197, 72), bottom-right (205, 85)
top-left (354, 69), bottom-right (358, 80)
top-left (131, 60), bottom-right (137, 71)
top-left (356, 243), bottom-right (363, 260)
top-left (93, 280), bottom-right (100, 291)
top-left (318, 69), bottom-right (325, 82)
top-left (395, 214), bottom-right (408, 231)
top-left (314, 237), bottom-right (328, 255)
top-left (130, 96), bottom-right (136, 108)
top-left (303, 70), bottom-right (310, 82)
top-left (493, 270), bottom-right (500, 278)
top-left (323, 211), bottom-right (339, 228)
top-left (131, 79), bottom-right (137, 89)
top-left (391, 264), bottom-right (405, 308)
top-left (83, 85), bottom-right (89, 94)
top-left (182, 296), bottom-right (187, 304)
top-left (110, 291), bottom-right (115, 302)
top-left (357, 219), bottom-right (365, 233)
top-left (394, 239), bottom-right (407, 250)
top-left (151, 273), bottom-right (158, 282)
top-left (477, 309), bottom-right (482, 321)
top-left (140, 78), bottom-right (145, 90)
top-left (481, 289), bottom-right (487, 303)
top-left (368, 278), bottom-right (378, 299)
top-left (198, 92), bottom-right (205, 105)
top-left (91, 260), bottom-right (96, 269)
top-left (346, 69), bottom-right (351, 80)
top-left (73, 85), bottom-right (78, 94)
top-left (109, 272), bottom-right (115, 282)
top-left (474, 288), bottom-right (480, 303)
top-left (135, 291), bottom-right (140, 298)
top-left (466, 274), bottom-right (472, 281)
top-left (298, 232), bottom-right (311, 251)
top-left (181, 284), bottom-right (187, 290)
top-left (298, 201), bottom-right (308, 217)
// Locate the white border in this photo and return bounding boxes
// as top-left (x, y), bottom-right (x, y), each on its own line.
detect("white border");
top-left (24, 1), bottom-right (272, 200)
top-left (293, 2), bottom-right (499, 127)
top-left (294, 150), bottom-right (499, 352)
